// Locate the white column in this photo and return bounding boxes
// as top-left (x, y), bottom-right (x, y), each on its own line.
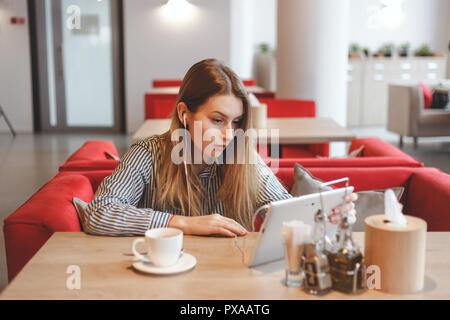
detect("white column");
top-left (277, 0), bottom-right (350, 156)
top-left (277, 0), bottom-right (350, 127)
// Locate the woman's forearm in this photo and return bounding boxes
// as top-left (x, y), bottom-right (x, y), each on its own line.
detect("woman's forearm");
top-left (85, 199), bottom-right (172, 236)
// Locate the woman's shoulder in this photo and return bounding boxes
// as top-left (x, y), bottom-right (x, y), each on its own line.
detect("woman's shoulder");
top-left (129, 134), bottom-right (168, 160)
top-left (132, 134), bottom-right (166, 151)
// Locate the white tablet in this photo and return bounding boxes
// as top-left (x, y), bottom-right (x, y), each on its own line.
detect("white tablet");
top-left (247, 185), bottom-right (354, 267)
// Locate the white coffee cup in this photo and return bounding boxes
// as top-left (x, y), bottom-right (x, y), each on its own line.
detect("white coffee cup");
top-left (132, 228), bottom-right (183, 267)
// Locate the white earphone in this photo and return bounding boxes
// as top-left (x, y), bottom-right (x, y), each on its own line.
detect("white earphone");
top-left (182, 112), bottom-right (191, 216)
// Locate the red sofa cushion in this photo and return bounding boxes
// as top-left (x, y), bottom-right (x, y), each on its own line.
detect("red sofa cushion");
top-left (419, 82), bottom-right (433, 109)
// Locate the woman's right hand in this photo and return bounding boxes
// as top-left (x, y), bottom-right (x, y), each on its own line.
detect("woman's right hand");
top-left (168, 214), bottom-right (248, 237)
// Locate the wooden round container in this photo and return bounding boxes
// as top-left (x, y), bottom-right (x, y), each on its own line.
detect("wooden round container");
top-left (364, 214), bottom-right (427, 294)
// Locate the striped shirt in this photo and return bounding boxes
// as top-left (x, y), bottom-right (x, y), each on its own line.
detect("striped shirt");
top-left (85, 135), bottom-right (292, 236)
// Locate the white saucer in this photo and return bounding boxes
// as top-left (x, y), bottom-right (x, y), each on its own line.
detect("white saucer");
top-left (132, 253), bottom-right (197, 275)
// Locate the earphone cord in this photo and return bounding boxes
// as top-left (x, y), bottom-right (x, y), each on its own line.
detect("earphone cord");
top-left (233, 234), bottom-right (247, 266)
top-left (233, 209), bottom-right (262, 266)
top-left (183, 114), bottom-right (191, 217)
top-left (183, 148), bottom-right (191, 217)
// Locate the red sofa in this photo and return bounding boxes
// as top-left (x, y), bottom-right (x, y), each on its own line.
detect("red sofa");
top-left (4, 163), bottom-right (450, 282)
top-left (60, 137), bottom-right (422, 173)
top-left (59, 140), bottom-right (119, 172)
top-left (268, 137), bottom-right (424, 168)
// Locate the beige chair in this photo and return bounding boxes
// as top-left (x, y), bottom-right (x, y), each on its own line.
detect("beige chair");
top-left (387, 80), bottom-right (450, 148)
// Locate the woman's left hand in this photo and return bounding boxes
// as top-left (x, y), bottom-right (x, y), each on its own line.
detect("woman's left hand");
top-left (328, 193), bottom-right (358, 225)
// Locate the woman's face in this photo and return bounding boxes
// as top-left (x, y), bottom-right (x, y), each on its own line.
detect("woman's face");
top-left (187, 94), bottom-right (244, 160)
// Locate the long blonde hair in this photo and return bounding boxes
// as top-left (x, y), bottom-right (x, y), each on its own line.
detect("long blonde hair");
top-left (155, 59), bottom-right (259, 229)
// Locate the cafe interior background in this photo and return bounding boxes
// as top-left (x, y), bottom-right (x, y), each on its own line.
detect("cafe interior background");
top-left (0, 0), bottom-right (449, 292)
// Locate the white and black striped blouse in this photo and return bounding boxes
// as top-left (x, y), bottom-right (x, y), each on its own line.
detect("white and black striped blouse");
top-left (85, 135), bottom-right (292, 236)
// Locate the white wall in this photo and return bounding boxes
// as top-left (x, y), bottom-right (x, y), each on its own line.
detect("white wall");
top-left (230, 0), bottom-right (277, 80)
top-left (0, 0), bottom-right (33, 133)
top-left (124, 0), bottom-right (231, 134)
top-left (349, 0), bottom-right (450, 55)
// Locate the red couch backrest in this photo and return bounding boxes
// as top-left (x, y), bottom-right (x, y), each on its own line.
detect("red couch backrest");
top-left (349, 137), bottom-right (420, 159)
top-left (65, 140), bottom-right (118, 162)
top-left (271, 156), bottom-right (423, 168)
top-left (145, 94), bottom-right (177, 119)
top-left (259, 98), bottom-right (316, 118)
top-left (60, 141), bottom-right (120, 172)
top-left (273, 166), bottom-right (416, 193)
top-left (150, 99), bottom-right (176, 119)
top-left (405, 168), bottom-right (450, 231)
top-left (153, 80), bottom-right (182, 88)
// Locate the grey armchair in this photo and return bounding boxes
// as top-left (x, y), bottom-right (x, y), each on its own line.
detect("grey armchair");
top-left (387, 80), bottom-right (450, 148)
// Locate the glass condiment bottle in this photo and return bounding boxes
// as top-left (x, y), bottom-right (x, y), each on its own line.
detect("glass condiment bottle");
top-left (328, 214), bottom-right (342, 255)
top-left (328, 216), bottom-right (367, 294)
top-left (302, 210), bottom-right (332, 296)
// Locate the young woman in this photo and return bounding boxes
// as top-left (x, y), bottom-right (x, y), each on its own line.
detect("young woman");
top-left (84, 59), bottom-right (356, 237)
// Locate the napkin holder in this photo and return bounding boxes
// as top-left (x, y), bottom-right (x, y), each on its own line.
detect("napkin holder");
top-left (364, 214), bottom-right (427, 294)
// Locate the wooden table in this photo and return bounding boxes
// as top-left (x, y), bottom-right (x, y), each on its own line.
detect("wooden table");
top-left (132, 118), bottom-right (356, 144)
top-left (1, 232), bottom-right (448, 300)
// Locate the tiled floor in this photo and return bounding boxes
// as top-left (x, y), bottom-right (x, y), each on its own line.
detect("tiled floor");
top-left (0, 127), bottom-right (449, 292)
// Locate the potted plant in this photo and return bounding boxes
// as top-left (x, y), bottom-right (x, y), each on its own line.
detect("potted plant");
top-left (382, 44), bottom-right (395, 57)
top-left (260, 43), bottom-right (270, 53)
top-left (373, 50), bottom-right (384, 58)
top-left (349, 43), bottom-right (362, 59)
top-left (415, 44), bottom-right (432, 57)
top-left (363, 47), bottom-right (370, 58)
top-left (399, 42), bottom-right (410, 57)
top-left (255, 43), bottom-right (276, 91)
